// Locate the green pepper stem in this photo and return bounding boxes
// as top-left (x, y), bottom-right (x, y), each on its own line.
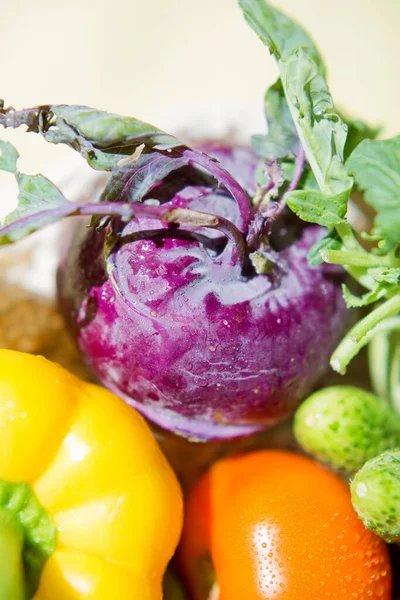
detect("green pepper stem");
top-left (0, 508), bottom-right (25, 600)
top-left (331, 294), bottom-right (400, 375)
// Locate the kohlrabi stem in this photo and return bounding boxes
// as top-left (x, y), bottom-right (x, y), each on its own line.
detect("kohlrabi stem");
top-left (332, 221), bottom-right (392, 290)
top-left (79, 201), bottom-right (247, 267)
top-left (0, 198), bottom-right (247, 267)
top-left (331, 294), bottom-right (400, 374)
top-left (285, 145), bottom-right (305, 194)
top-left (215, 216), bottom-right (247, 266)
top-left (248, 147), bottom-right (305, 246)
top-left (0, 509), bottom-right (25, 600)
top-left (162, 208), bottom-right (247, 266)
top-left (320, 249), bottom-right (400, 269)
top-left (184, 149), bottom-right (254, 235)
top-left (335, 222), bottom-right (362, 250)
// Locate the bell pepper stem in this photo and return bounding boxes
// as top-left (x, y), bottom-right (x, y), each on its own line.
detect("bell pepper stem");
top-left (0, 508), bottom-right (26, 600)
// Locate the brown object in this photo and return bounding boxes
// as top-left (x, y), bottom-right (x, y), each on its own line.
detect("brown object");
top-left (0, 281), bottom-right (91, 381)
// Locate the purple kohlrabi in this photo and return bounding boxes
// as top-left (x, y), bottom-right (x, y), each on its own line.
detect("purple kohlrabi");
top-left (58, 142), bottom-right (349, 440)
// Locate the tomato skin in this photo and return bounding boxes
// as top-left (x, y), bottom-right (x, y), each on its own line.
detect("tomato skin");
top-left (179, 450), bottom-right (392, 600)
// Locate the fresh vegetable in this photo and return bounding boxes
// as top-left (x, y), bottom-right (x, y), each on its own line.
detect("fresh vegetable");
top-left (57, 189), bottom-right (348, 440)
top-left (1, 0), bottom-right (400, 439)
top-left (0, 349), bottom-right (182, 599)
top-left (351, 450), bottom-right (400, 543)
top-left (294, 386), bottom-right (400, 474)
top-left (178, 450), bottom-right (392, 600)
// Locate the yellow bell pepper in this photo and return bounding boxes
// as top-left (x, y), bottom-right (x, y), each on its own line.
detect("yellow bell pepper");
top-left (0, 349), bottom-right (183, 599)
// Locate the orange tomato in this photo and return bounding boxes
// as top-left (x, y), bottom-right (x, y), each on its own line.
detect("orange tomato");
top-left (178, 450), bottom-right (392, 600)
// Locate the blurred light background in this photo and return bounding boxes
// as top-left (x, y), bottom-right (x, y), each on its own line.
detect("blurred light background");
top-left (1, 0), bottom-right (399, 212)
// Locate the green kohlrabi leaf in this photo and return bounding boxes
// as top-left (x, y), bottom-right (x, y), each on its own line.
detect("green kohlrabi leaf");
top-left (0, 140), bottom-right (19, 173)
top-left (286, 188), bottom-right (347, 227)
top-left (49, 105), bottom-right (181, 151)
top-left (342, 283), bottom-right (387, 309)
top-left (10, 173), bottom-right (69, 219)
top-left (0, 173), bottom-right (72, 244)
top-left (346, 136), bottom-right (400, 245)
top-left (238, 0), bottom-right (326, 72)
top-left (307, 229), bottom-right (341, 266)
top-left (251, 79), bottom-right (299, 160)
top-left (239, 0), bottom-right (353, 222)
top-left (0, 104), bottom-right (184, 171)
top-left (370, 267), bottom-right (400, 286)
top-left (280, 48), bottom-right (352, 198)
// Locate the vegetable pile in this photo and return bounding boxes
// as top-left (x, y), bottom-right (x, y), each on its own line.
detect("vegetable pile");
top-left (1, 0), bottom-right (400, 596)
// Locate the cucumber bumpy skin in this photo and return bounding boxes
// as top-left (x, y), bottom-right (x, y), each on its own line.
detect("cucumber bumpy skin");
top-left (293, 386), bottom-right (400, 474)
top-left (351, 450), bottom-right (400, 543)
